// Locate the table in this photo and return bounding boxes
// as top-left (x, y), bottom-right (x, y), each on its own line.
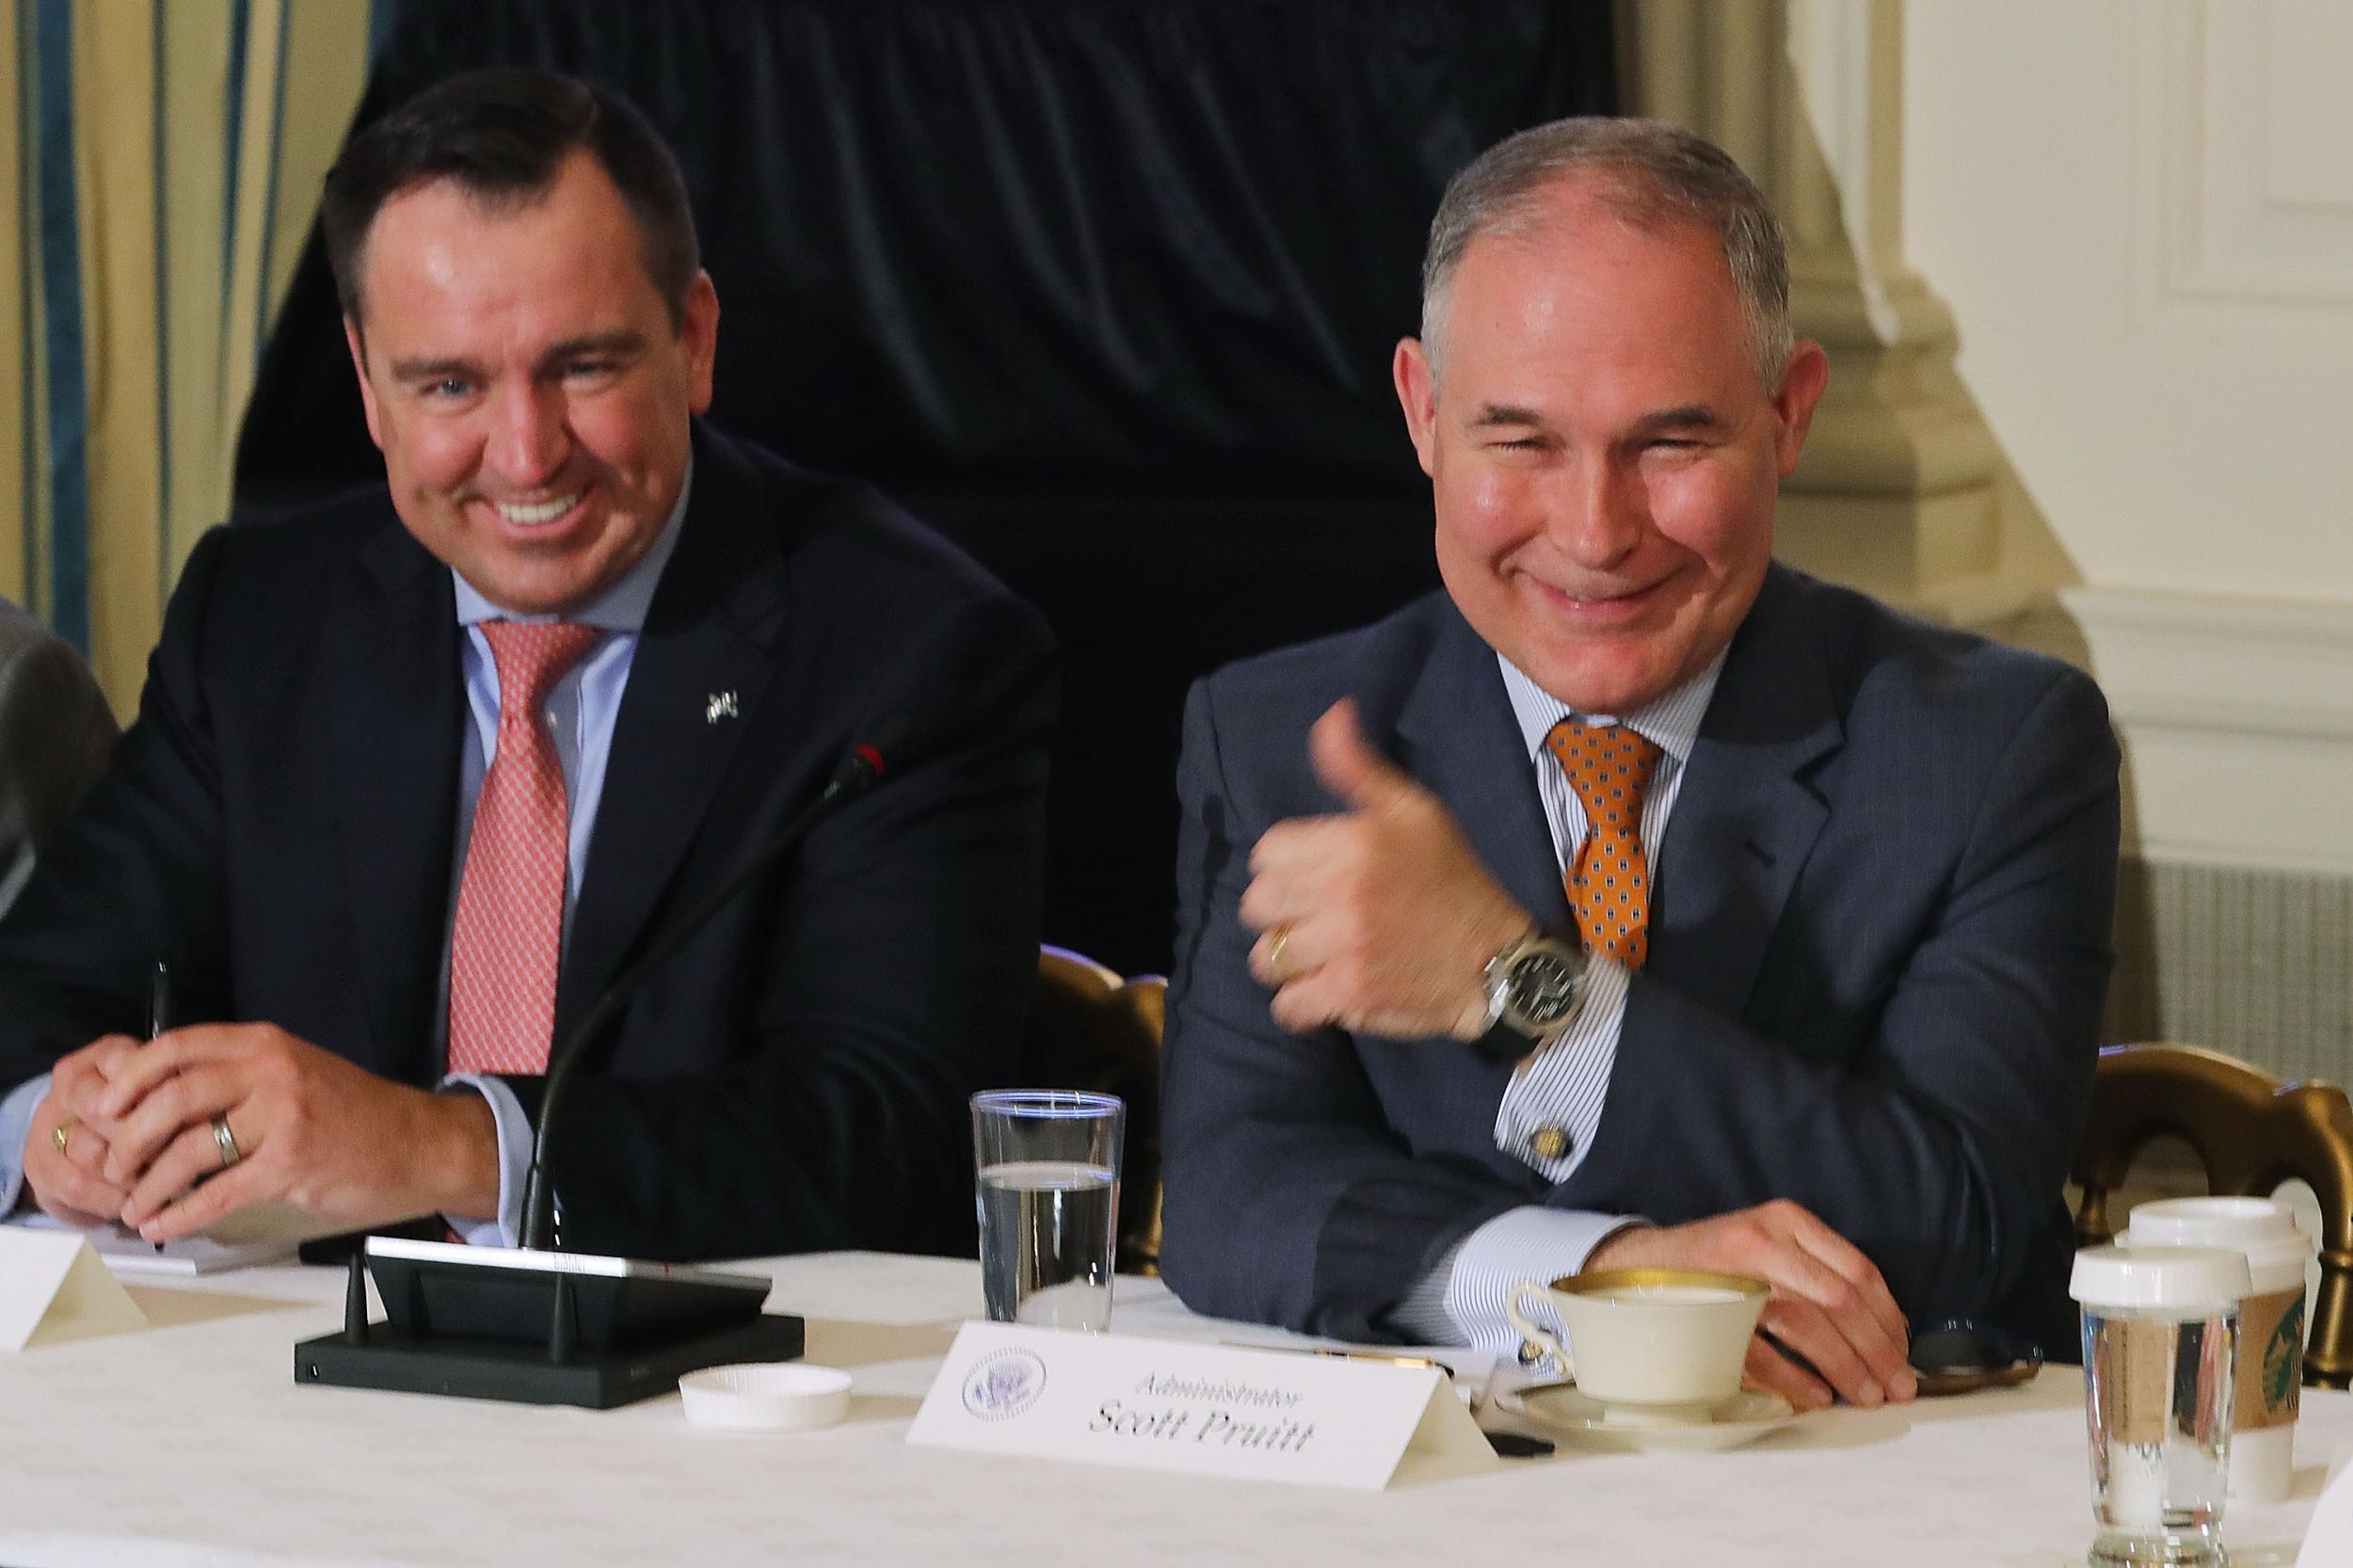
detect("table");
top-left (0, 1252), bottom-right (2345, 1567)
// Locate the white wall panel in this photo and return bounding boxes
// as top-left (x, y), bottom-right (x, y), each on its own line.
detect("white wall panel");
top-left (1906, 0), bottom-right (2353, 600)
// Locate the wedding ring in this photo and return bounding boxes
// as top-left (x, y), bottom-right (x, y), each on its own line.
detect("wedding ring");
top-left (52, 1119), bottom-right (74, 1159)
top-left (212, 1115), bottom-right (242, 1169)
top-left (1267, 926), bottom-right (1292, 980)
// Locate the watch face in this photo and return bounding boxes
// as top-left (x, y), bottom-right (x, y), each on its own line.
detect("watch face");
top-left (1509, 950), bottom-right (1583, 1024)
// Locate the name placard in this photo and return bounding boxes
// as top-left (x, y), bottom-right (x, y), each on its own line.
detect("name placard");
top-left (906, 1321), bottom-right (1496, 1490)
top-left (0, 1229), bottom-right (148, 1352)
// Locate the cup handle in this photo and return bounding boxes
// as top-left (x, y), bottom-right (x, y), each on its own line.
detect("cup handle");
top-left (1504, 1280), bottom-right (1573, 1381)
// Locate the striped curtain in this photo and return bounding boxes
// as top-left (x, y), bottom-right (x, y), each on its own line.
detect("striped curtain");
top-left (1, 0), bottom-right (373, 713)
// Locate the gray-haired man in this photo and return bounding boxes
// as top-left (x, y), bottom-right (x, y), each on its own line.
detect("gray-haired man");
top-left (1158, 117), bottom-right (2119, 1410)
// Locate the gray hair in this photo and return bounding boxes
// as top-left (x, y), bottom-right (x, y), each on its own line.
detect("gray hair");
top-left (1418, 116), bottom-right (1792, 390)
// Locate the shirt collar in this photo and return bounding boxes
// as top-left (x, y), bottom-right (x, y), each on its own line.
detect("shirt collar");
top-left (1496, 641), bottom-right (1728, 767)
top-left (452, 456), bottom-right (693, 632)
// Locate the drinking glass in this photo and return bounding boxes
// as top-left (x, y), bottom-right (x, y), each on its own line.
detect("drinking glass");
top-left (2071, 1244), bottom-right (2252, 1568)
top-left (971, 1090), bottom-right (1124, 1332)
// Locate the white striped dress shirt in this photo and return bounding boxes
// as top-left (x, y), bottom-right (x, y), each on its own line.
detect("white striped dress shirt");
top-left (1389, 647), bottom-right (1726, 1352)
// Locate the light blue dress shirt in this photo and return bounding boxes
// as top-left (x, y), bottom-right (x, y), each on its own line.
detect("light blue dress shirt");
top-left (1390, 647), bottom-right (1725, 1352)
top-left (0, 470), bottom-right (690, 1240)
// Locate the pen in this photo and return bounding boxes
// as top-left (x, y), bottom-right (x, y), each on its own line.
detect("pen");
top-left (144, 959), bottom-right (170, 1250)
top-left (1309, 1348), bottom-right (1454, 1380)
top-left (1215, 1342), bottom-right (1456, 1380)
top-left (147, 959), bottom-right (171, 1042)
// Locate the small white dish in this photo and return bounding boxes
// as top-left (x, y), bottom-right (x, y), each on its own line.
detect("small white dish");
top-left (679, 1363), bottom-right (853, 1432)
top-left (1496, 1384), bottom-right (1799, 1452)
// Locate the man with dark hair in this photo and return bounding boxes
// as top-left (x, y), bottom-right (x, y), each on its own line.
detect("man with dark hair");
top-left (0, 68), bottom-right (1055, 1260)
top-left (1159, 117), bottom-right (2119, 1409)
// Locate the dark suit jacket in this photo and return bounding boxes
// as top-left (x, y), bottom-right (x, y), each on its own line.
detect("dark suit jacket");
top-left (1160, 564), bottom-right (2120, 1349)
top-left (0, 423), bottom-right (1056, 1261)
top-left (0, 600), bottom-right (117, 918)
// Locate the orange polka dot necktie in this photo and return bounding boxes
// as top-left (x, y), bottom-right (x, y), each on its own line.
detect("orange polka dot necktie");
top-left (446, 621), bottom-right (603, 1079)
top-left (1544, 720), bottom-right (1667, 969)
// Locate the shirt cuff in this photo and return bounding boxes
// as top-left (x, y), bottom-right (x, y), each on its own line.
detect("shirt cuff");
top-left (0, 1074), bottom-right (52, 1217)
top-left (1394, 1204), bottom-right (1647, 1355)
top-left (438, 1073), bottom-right (530, 1248)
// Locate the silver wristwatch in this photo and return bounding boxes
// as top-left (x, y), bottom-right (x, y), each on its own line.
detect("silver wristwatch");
top-left (1480, 929), bottom-right (1589, 1049)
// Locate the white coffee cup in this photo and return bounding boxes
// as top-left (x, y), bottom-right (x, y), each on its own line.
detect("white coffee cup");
top-left (1505, 1268), bottom-right (1768, 1421)
top-left (2122, 1196), bottom-right (2313, 1503)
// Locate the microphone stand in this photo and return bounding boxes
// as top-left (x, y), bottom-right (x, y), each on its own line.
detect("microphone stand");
top-left (294, 722), bottom-right (908, 1409)
top-left (520, 717), bottom-right (903, 1250)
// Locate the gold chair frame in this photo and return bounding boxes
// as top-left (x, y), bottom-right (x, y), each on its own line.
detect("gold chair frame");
top-left (1027, 945), bottom-right (1166, 1275)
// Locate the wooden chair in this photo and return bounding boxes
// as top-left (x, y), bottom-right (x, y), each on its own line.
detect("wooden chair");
top-left (1027, 945), bottom-right (1166, 1275)
top-left (2072, 1043), bottom-right (2353, 1387)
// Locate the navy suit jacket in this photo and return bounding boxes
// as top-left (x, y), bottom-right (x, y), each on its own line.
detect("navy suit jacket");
top-left (1160, 564), bottom-right (2119, 1348)
top-left (0, 423), bottom-right (1056, 1260)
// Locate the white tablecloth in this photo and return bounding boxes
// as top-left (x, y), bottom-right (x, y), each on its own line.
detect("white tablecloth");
top-left (0, 1251), bottom-right (2344, 1567)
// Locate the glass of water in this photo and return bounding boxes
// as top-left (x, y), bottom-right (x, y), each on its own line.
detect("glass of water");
top-left (2071, 1244), bottom-right (2252, 1568)
top-left (971, 1090), bottom-right (1125, 1332)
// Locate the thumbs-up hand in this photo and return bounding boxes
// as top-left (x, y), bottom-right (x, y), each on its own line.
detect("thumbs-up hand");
top-left (1240, 698), bottom-right (1532, 1040)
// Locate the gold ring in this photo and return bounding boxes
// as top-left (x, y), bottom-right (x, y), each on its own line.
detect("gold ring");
top-left (52, 1119), bottom-right (74, 1159)
top-left (211, 1115), bottom-right (241, 1169)
top-left (1267, 926), bottom-right (1292, 979)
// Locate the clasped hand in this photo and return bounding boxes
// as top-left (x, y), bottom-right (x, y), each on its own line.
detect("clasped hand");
top-left (21, 1023), bottom-right (497, 1241)
top-left (1240, 699), bottom-right (1532, 1041)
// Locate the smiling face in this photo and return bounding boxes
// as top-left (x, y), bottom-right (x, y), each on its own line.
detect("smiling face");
top-left (1395, 177), bottom-right (1826, 714)
top-left (344, 150), bottom-right (718, 616)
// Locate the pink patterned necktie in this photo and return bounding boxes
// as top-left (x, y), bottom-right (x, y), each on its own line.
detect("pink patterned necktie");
top-left (446, 621), bottom-right (603, 1078)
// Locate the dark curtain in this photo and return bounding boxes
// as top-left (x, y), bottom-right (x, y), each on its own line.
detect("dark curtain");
top-left (235, 0), bottom-right (1616, 972)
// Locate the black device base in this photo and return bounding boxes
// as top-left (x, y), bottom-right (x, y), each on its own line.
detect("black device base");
top-left (294, 1312), bottom-right (806, 1409)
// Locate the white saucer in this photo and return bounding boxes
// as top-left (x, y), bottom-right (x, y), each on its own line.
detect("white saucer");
top-left (1496, 1384), bottom-right (1799, 1452)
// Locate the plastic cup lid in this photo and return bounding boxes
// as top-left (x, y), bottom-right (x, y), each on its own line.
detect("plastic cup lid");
top-left (2070, 1244), bottom-right (2252, 1311)
top-left (2125, 1196), bottom-right (2298, 1247)
top-left (2123, 1196), bottom-right (2313, 1272)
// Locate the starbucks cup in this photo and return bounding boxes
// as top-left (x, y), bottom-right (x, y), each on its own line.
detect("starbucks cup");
top-left (2123, 1197), bottom-right (2311, 1503)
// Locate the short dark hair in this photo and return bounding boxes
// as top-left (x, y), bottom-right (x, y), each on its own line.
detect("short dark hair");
top-left (321, 68), bottom-right (699, 330)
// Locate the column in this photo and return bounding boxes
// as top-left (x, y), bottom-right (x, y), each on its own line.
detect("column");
top-left (1623, 0), bottom-right (2014, 615)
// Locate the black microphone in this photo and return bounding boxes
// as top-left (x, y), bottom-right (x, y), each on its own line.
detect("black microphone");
top-left (296, 716), bottom-right (915, 1409)
top-left (520, 712), bottom-right (913, 1249)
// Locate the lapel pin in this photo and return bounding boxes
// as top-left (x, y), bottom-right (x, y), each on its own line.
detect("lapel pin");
top-left (705, 691), bottom-right (740, 725)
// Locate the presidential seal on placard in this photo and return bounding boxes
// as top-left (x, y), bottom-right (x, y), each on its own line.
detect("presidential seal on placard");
top-left (963, 1348), bottom-right (1048, 1421)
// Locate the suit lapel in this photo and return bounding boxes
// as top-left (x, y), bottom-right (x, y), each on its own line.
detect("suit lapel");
top-left (555, 433), bottom-right (791, 1036)
top-left (1394, 601), bottom-right (1574, 943)
top-left (1648, 567), bottom-right (1841, 1019)
top-left (328, 517), bottom-right (462, 1080)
